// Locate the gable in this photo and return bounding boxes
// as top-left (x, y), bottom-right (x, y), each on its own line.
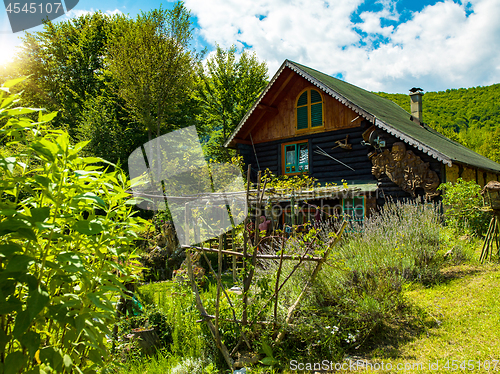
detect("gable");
top-left (250, 72), bottom-right (362, 144)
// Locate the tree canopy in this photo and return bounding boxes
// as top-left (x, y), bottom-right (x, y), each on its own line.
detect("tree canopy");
top-left (107, 3), bottom-right (197, 141)
top-left (195, 45), bottom-right (268, 161)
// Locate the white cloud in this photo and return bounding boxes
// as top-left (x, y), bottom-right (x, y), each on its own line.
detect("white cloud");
top-left (186, 0), bottom-right (500, 93)
top-left (65, 8), bottom-right (125, 19)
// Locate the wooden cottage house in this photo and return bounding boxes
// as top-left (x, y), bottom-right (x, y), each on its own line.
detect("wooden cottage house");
top-left (224, 60), bottom-right (500, 226)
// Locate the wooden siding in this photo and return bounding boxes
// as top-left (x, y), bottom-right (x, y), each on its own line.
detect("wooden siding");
top-left (445, 163), bottom-right (498, 187)
top-left (249, 75), bottom-right (363, 144)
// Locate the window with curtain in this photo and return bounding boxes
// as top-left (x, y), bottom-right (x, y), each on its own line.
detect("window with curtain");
top-left (283, 142), bottom-right (309, 174)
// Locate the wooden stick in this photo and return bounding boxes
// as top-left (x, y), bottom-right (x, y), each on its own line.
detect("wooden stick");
top-left (197, 247), bottom-right (252, 350)
top-left (196, 314), bottom-right (295, 326)
top-left (215, 233), bottom-right (222, 348)
top-left (492, 216), bottom-right (498, 261)
top-left (273, 239), bottom-right (285, 329)
top-left (275, 221), bottom-right (347, 343)
top-left (186, 249), bottom-right (234, 370)
top-left (243, 171), bottom-right (262, 326)
top-left (241, 165), bottom-right (251, 327)
top-left (496, 216), bottom-right (500, 256)
top-left (249, 233), bottom-right (320, 326)
top-left (232, 227), bottom-right (237, 283)
top-left (480, 216), bottom-right (495, 263)
top-left (181, 245), bottom-right (324, 262)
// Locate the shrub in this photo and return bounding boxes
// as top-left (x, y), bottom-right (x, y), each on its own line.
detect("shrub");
top-left (258, 200), bottom-right (443, 362)
top-left (438, 178), bottom-right (490, 235)
top-left (0, 79), bottom-right (143, 373)
top-left (315, 200), bottom-right (443, 345)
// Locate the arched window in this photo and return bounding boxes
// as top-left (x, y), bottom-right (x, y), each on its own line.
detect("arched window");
top-left (296, 88), bottom-right (324, 131)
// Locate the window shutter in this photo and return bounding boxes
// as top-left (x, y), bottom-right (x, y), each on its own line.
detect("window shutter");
top-left (310, 89), bottom-right (322, 103)
top-left (311, 103), bottom-right (322, 127)
top-left (297, 91), bottom-right (308, 106)
top-left (297, 106), bottom-right (308, 129)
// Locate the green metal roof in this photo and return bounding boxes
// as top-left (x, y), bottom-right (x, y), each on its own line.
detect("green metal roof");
top-left (288, 61), bottom-right (500, 173)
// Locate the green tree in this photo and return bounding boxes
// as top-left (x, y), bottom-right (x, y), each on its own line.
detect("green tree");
top-left (195, 45), bottom-right (268, 161)
top-left (14, 12), bottom-right (118, 134)
top-left (107, 2), bottom-right (197, 141)
top-left (375, 84), bottom-right (500, 164)
top-left (75, 93), bottom-right (147, 165)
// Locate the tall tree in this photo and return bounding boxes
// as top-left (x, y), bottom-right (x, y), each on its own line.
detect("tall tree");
top-left (107, 2), bottom-right (197, 141)
top-left (196, 45), bottom-right (268, 161)
top-left (14, 12), bottom-right (118, 133)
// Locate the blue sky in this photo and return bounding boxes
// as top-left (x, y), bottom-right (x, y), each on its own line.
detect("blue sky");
top-left (1, 0), bottom-right (499, 93)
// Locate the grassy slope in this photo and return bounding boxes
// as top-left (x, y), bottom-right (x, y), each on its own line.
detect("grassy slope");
top-left (359, 264), bottom-right (500, 373)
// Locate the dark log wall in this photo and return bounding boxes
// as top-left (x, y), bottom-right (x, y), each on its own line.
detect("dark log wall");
top-left (310, 124), bottom-right (373, 184)
top-left (238, 121), bottom-right (376, 184)
top-left (237, 120), bottom-right (445, 206)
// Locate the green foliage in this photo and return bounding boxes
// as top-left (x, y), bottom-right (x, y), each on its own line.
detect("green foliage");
top-left (376, 84), bottom-right (500, 163)
top-left (196, 45), bottom-right (268, 162)
top-left (0, 81), bottom-right (144, 373)
top-left (115, 304), bottom-right (173, 352)
top-left (12, 11), bottom-right (149, 168)
top-left (260, 200), bottom-right (444, 365)
top-left (261, 168), bottom-right (323, 191)
top-left (438, 178), bottom-right (490, 235)
top-left (15, 12), bottom-right (118, 133)
top-left (75, 94), bottom-right (147, 165)
top-left (107, 2), bottom-right (197, 141)
top-left (137, 281), bottom-right (207, 360)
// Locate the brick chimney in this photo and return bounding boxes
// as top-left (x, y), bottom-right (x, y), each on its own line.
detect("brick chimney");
top-left (409, 88), bottom-right (423, 124)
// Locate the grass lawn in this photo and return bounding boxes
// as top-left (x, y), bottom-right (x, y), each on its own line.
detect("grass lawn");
top-left (333, 263), bottom-right (500, 373)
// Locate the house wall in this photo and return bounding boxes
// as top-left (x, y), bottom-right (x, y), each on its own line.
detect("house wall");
top-left (250, 77), bottom-right (363, 144)
top-left (445, 164), bottom-right (500, 186)
top-left (238, 121), bottom-right (444, 204)
top-left (238, 123), bottom-right (376, 185)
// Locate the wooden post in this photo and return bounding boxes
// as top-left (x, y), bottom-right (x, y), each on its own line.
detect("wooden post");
top-left (243, 170), bottom-right (261, 326)
top-left (184, 203), bottom-right (190, 247)
top-left (232, 226), bottom-right (237, 283)
top-left (186, 248), bottom-right (234, 370)
top-left (273, 238), bottom-right (285, 329)
top-left (215, 232), bottom-right (223, 348)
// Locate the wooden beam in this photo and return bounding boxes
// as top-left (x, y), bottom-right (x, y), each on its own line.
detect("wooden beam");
top-left (240, 70), bottom-right (295, 141)
top-left (268, 69), bottom-right (295, 104)
top-left (240, 110), bottom-right (266, 140)
top-left (182, 245), bottom-right (323, 262)
top-left (232, 138), bottom-right (252, 145)
top-left (256, 104), bottom-right (279, 115)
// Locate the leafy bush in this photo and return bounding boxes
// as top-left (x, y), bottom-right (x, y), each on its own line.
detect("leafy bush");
top-left (254, 200), bottom-right (443, 365)
top-left (137, 281), bottom-right (208, 360)
top-left (315, 201), bottom-right (443, 345)
top-left (438, 178), bottom-right (490, 235)
top-left (0, 79), bottom-right (143, 373)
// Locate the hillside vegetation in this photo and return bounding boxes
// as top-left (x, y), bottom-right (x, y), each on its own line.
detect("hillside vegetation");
top-left (376, 84), bottom-right (500, 164)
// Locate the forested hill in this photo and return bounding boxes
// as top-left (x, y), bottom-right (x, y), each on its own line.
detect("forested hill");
top-left (376, 84), bottom-right (500, 164)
